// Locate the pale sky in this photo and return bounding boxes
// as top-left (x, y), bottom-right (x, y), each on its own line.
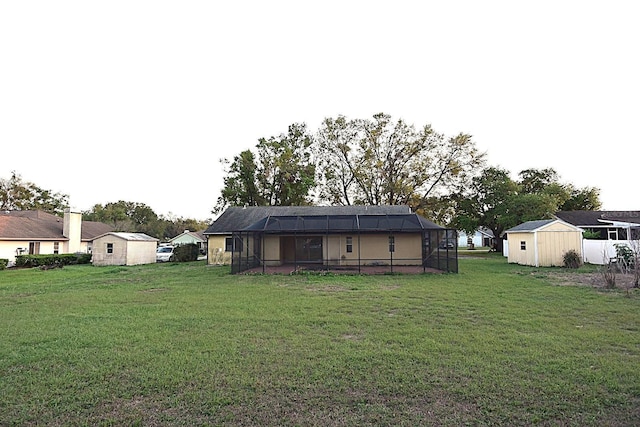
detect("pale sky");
top-left (1, 1), bottom-right (638, 221)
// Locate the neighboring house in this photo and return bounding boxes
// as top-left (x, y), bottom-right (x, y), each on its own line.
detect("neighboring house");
top-left (0, 209), bottom-right (113, 265)
top-left (555, 210), bottom-right (640, 264)
top-left (92, 232), bottom-right (158, 266)
top-left (555, 210), bottom-right (640, 240)
top-left (168, 229), bottom-right (206, 253)
top-left (204, 205), bottom-right (457, 274)
top-left (504, 219), bottom-right (583, 267)
top-left (457, 228), bottom-right (495, 248)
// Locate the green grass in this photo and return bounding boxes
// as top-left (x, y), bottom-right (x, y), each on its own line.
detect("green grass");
top-left (1, 258), bottom-right (639, 426)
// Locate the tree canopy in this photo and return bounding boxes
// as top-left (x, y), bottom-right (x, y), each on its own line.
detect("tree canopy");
top-left (214, 123), bottom-right (316, 213)
top-left (83, 201), bottom-right (209, 240)
top-left (215, 113), bottom-right (486, 215)
top-left (0, 171), bottom-right (69, 215)
top-left (453, 166), bottom-right (601, 252)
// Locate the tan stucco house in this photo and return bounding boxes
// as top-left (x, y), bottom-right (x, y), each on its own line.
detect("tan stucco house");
top-left (204, 206), bottom-right (458, 274)
top-left (0, 209), bottom-right (113, 265)
top-left (505, 219), bottom-right (583, 267)
top-left (91, 232), bottom-right (158, 266)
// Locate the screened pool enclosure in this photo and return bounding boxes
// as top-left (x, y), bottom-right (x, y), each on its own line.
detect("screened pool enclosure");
top-left (230, 213), bottom-right (457, 274)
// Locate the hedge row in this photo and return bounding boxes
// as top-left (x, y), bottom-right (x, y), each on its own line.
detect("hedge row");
top-left (15, 253), bottom-right (92, 268)
top-left (0, 259), bottom-right (8, 270)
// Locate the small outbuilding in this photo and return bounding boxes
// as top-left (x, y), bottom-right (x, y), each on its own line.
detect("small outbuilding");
top-left (505, 219), bottom-right (583, 267)
top-left (92, 232), bottom-right (158, 266)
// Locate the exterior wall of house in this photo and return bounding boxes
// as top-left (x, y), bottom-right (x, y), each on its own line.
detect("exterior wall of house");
top-left (507, 232), bottom-right (536, 266)
top-left (170, 233), bottom-right (205, 254)
top-left (207, 235), bottom-right (232, 265)
top-left (360, 233), bottom-right (423, 265)
top-left (254, 233), bottom-right (424, 266)
top-left (458, 231), bottom-right (481, 247)
top-left (0, 240), bottom-right (66, 265)
top-left (536, 229), bottom-right (583, 267)
top-left (171, 235), bottom-right (198, 245)
top-left (264, 235), bottom-right (281, 266)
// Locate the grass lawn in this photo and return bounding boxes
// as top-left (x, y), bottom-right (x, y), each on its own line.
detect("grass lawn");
top-left (1, 256), bottom-right (639, 426)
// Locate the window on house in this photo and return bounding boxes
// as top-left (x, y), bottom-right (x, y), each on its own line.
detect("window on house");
top-left (389, 236), bottom-right (395, 253)
top-left (520, 241), bottom-right (526, 250)
top-left (346, 236), bottom-right (353, 253)
top-left (107, 243), bottom-right (113, 254)
top-left (53, 242), bottom-right (59, 254)
top-left (29, 242), bottom-right (40, 255)
top-left (225, 237), bottom-right (233, 252)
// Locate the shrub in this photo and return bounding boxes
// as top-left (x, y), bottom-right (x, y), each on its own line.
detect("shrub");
top-left (0, 258), bottom-right (8, 270)
top-left (582, 230), bottom-right (602, 239)
top-left (15, 254), bottom-right (80, 268)
top-left (562, 249), bottom-right (582, 269)
top-left (76, 253), bottom-right (92, 264)
top-left (174, 244), bottom-right (199, 262)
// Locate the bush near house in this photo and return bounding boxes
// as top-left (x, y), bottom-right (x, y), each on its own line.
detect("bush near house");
top-left (0, 258), bottom-right (7, 270)
top-left (173, 243), bottom-right (200, 262)
top-left (15, 253), bottom-right (91, 268)
top-left (562, 249), bottom-right (583, 269)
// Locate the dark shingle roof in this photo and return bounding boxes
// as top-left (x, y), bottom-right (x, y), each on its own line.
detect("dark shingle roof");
top-left (555, 211), bottom-right (640, 226)
top-left (0, 210), bottom-right (114, 240)
top-left (204, 205), bottom-right (413, 234)
top-left (242, 213), bottom-right (443, 233)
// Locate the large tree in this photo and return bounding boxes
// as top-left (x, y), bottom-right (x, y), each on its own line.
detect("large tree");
top-left (214, 123), bottom-right (316, 213)
top-left (216, 149), bottom-right (265, 210)
top-left (453, 167), bottom-right (601, 253)
top-left (518, 168), bottom-right (602, 211)
top-left (0, 171), bottom-right (69, 215)
top-left (316, 113), bottom-right (485, 210)
top-left (83, 201), bottom-right (158, 231)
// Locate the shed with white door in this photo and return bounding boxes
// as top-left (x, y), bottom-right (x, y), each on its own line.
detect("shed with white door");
top-left (504, 219), bottom-right (583, 267)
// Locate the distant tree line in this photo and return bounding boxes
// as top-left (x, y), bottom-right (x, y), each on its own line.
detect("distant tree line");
top-left (215, 112), bottom-right (601, 252)
top-left (0, 172), bottom-right (209, 241)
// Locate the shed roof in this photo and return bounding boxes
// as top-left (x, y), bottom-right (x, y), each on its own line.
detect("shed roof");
top-left (204, 205), bottom-right (413, 234)
top-left (94, 232), bottom-right (158, 242)
top-left (505, 219), bottom-right (582, 233)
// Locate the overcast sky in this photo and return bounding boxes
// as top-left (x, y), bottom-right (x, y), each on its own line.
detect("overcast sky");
top-left (1, 1), bottom-right (638, 221)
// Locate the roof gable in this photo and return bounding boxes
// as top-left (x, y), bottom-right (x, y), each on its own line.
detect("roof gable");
top-left (506, 219), bottom-right (582, 233)
top-left (169, 230), bottom-right (206, 243)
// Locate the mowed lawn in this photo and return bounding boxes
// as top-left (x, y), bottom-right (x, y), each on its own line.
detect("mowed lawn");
top-left (1, 256), bottom-right (639, 426)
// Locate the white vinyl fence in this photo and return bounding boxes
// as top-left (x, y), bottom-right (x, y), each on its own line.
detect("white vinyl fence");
top-left (503, 239), bottom-right (637, 265)
top-left (582, 240), bottom-right (638, 265)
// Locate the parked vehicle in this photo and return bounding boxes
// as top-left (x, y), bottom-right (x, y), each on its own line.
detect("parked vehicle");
top-left (156, 245), bottom-right (175, 262)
